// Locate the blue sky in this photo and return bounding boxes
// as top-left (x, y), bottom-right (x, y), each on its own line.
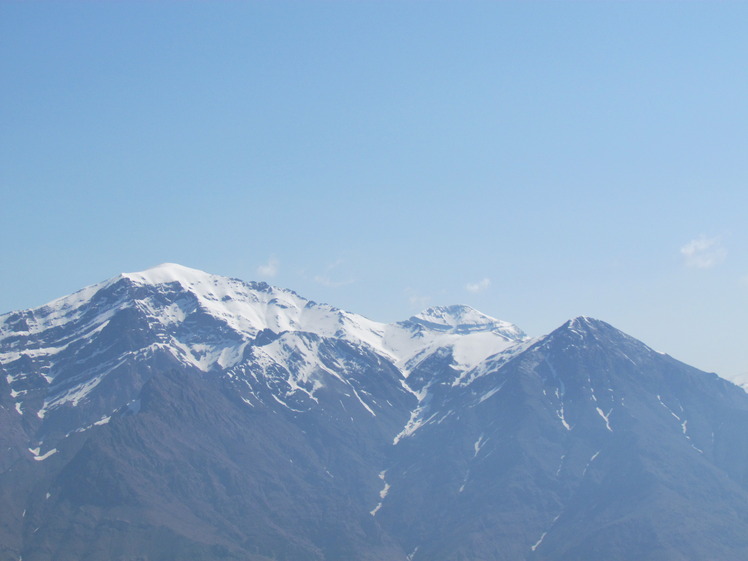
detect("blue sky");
top-left (2, 2), bottom-right (747, 378)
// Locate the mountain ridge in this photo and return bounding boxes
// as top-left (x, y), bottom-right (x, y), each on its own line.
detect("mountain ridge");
top-left (0, 264), bottom-right (528, 448)
top-left (2, 264), bottom-right (748, 561)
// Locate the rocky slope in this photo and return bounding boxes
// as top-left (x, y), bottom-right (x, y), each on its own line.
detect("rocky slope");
top-left (1, 265), bottom-right (747, 561)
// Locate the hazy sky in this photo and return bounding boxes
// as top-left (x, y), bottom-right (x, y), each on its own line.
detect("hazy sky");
top-left (2, 2), bottom-right (747, 379)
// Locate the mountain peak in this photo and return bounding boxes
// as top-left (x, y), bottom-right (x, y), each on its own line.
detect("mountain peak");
top-left (552, 316), bottom-right (615, 338)
top-left (409, 305), bottom-right (526, 340)
top-left (6, 267), bottom-right (748, 561)
top-left (541, 316), bottom-right (650, 353)
top-left (121, 262), bottom-right (214, 286)
top-left (566, 315), bottom-right (603, 330)
top-left (414, 305), bottom-right (494, 327)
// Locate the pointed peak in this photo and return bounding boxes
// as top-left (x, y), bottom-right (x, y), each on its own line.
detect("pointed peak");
top-left (545, 316), bottom-right (640, 347)
top-left (556, 316), bottom-right (614, 335)
top-left (566, 316), bottom-right (607, 330)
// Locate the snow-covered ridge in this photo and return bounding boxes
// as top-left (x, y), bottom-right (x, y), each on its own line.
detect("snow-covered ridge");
top-left (1, 264), bottom-right (527, 375)
top-left (382, 305), bottom-right (527, 375)
top-left (412, 305), bottom-right (525, 340)
top-left (123, 262), bottom-right (218, 286)
top-left (0, 264), bottom-right (529, 441)
top-left (0, 263), bottom-right (380, 360)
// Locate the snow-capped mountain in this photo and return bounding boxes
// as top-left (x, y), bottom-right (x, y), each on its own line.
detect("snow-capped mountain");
top-left (0, 264), bottom-right (525, 452)
top-left (2, 264), bottom-right (748, 561)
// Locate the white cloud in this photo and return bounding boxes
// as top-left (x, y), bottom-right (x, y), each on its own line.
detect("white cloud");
top-left (314, 275), bottom-right (353, 288)
top-left (257, 257), bottom-right (279, 278)
top-left (313, 259), bottom-right (354, 288)
top-left (405, 288), bottom-right (430, 310)
top-left (466, 278), bottom-right (491, 293)
top-left (680, 236), bottom-right (727, 269)
top-left (313, 259), bottom-right (356, 288)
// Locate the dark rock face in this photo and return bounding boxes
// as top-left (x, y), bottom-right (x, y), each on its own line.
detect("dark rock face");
top-left (14, 369), bottom-right (404, 561)
top-left (378, 318), bottom-right (748, 561)
top-left (2, 269), bottom-right (748, 561)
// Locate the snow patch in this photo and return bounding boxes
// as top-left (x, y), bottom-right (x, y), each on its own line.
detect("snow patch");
top-left (531, 514), bottom-right (560, 552)
top-left (270, 393), bottom-right (304, 413)
top-left (30, 448), bottom-right (58, 461)
top-left (531, 531), bottom-right (548, 552)
top-left (595, 407), bottom-right (613, 432)
top-left (370, 470), bottom-right (390, 516)
top-left (657, 394), bottom-right (701, 451)
top-left (556, 454), bottom-right (566, 477)
top-left (393, 405), bottom-right (432, 445)
top-left (478, 381), bottom-right (506, 403)
top-left (351, 386), bottom-right (376, 417)
top-left (473, 434), bottom-right (487, 457)
top-left (582, 450), bottom-right (601, 476)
